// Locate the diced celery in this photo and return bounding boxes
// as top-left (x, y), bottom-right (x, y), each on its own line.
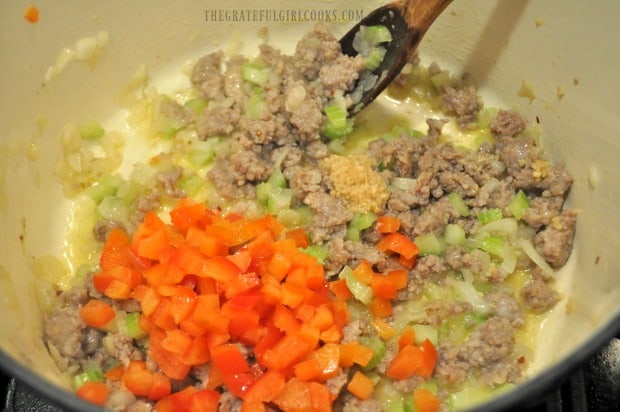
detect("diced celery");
top-left (189, 149), bottom-right (215, 167)
top-left (473, 131), bottom-right (495, 149)
top-left (123, 312), bottom-right (146, 340)
top-left (257, 167), bottom-right (288, 210)
top-left (188, 138), bottom-right (220, 167)
top-left (346, 212), bottom-right (377, 242)
top-left (359, 335), bottom-right (386, 370)
top-left (478, 234), bottom-right (504, 257)
top-left (448, 192), bottom-right (470, 217)
top-left (327, 138), bottom-right (347, 155)
top-left (302, 244), bottom-right (329, 264)
top-left (375, 379), bottom-right (406, 412)
top-left (184, 97), bottom-right (208, 116)
top-left (97, 195), bottom-right (130, 223)
top-left (363, 25), bottom-right (393, 45)
top-left (473, 280), bottom-right (492, 293)
top-left (339, 266), bottom-right (374, 306)
top-left (178, 175), bottom-right (205, 197)
top-left (295, 205), bottom-right (314, 226)
top-left (417, 379), bottom-right (439, 396)
top-left (324, 104), bottom-right (347, 129)
top-left (414, 233), bottom-right (445, 256)
top-left (444, 223), bottom-right (466, 246)
top-left (477, 208), bottom-right (503, 224)
top-left (241, 62), bottom-right (269, 86)
top-left (322, 104), bottom-right (353, 140)
top-left (430, 70), bottom-right (451, 91)
top-left (267, 167), bottom-right (287, 188)
top-left (266, 187), bottom-right (293, 215)
top-left (477, 107), bottom-right (500, 129)
top-left (79, 120), bottom-right (105, 140)
top-left (277, 209), bottom-right (301, 227)
top-left (245, 89), bottom-right (268, 120)
top-left (116, 180), bottom-right (137, 206)
top-left (364, 46), bottom-right (387, 71)
top-left (87, 174), bottom-right (122, 203)
top-left (508, 189), bottom-right (530, 219)
top-left (412, 324), bottom-right (439, 346)
top-left (73, 369), bottom-right (103, 390)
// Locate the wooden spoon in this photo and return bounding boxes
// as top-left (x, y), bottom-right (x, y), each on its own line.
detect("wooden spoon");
top-left (340, 0), bottom-right (453, 115)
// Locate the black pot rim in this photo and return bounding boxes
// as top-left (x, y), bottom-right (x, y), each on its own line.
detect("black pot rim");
top-left (1, 312), bottom-right (619, 411)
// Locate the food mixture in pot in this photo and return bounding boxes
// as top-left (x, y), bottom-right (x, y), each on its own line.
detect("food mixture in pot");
top-left (43, 24), bottom-right (576, 411)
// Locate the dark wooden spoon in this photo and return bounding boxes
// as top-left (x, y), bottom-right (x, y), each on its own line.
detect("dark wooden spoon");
top-left (340, 0), bottom-right (453, 115)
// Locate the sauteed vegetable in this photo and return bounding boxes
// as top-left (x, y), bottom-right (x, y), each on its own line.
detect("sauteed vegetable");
top-left (44, 23), bottom-right (576, 411)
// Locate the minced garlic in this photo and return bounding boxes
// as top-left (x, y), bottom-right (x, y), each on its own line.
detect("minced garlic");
top-left (320, 154), bottom-right (389, 214)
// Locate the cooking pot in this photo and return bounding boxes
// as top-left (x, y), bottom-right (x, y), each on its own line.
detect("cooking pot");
top-left (1, 0), bottom-right (619, 410)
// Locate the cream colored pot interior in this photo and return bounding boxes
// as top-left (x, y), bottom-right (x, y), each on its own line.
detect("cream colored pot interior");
top-left (1, 0), bottom-right (619, 408)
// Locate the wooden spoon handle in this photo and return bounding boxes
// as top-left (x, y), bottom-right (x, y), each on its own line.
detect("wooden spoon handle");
top-left (400, 0), bottom-right (453, 32)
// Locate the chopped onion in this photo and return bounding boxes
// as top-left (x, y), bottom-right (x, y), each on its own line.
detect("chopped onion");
top-left (518, 238), bottom-right (554, 276)
top-left (477, 218), bottom-right (518, 237)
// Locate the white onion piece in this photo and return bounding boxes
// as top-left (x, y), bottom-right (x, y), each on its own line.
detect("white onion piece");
top-left (518, 238), bottom-right (554, 276)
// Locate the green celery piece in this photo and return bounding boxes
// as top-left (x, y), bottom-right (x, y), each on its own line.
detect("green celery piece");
top-left (87, 174), bottom-right (122, 203)
top-left (364, 46), bottom-right (386, 70)
top-left (322, 118), bottom-right (354, 140)
top-left (245, 89), bottom-right (268, 120)
top-left (448, 192), bottom-right (470, 217)
top-left (412, 324), bottom-right (439, 346)
top-left (477, 107), bottom-right (500, 129)
top-left (266, 187), bottom-right (293, 215)
top-left (324, 104), bottom-right (347, 129)
top-left (443, 223), bottom-right (466, 246)
top-left (346, 212), bottom-right (377, 242)
top-left (267, 167), bottom-right (287, 188)
top-left (295, 205), bottom-right (314, 226)
top-left (97, 196), bottom-right (130, 224)
top-left (241, 62), bottom-right (269, 86)
top-left (359, 335), bottom-right (386, 370)
top-left (302, 244), bottom-right (329, 264)
top-left (178, 175), bottom-right (205, 197)
top-left (189, 148), bottom-right (215, 167)
top-left (327, 138), bottom-right (347, 155)
top-left (79, 120), bottom-right (105, 140)
top-left (430, 70), bottom-right (451, 92)
top-left (364, 25), bottom-right (393, 45)
top-left (477, 208), bottom-right (503, 224)
top-left (183, 97), bottom-right (208, 116)
top-left (478, 234), bottom-right (504, 256)
top-left (508, 189), bottom-right (530, 219)
top-left (322, 104), bottom-right (353, 140)
top-left (73, 369), bottom-right (103, 390)
top-left (339, 266), bottom-right (373, 306)
top-left (473, 131), bottom-right (495, 150)
top-left (124, 312), bottom-right (146, 339)
top-left (414, 232), bottom-right (445, 256)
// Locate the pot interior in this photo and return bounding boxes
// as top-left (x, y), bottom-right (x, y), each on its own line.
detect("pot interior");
top-left (1, 0), bottom-right (619, 410)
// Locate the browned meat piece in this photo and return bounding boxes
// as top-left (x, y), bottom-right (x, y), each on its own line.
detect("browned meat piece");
top-left (294, 23), bottom-right (342, 80)
top-left (521, 277), bottom-right (560, 312)
top-left (490, 109), bottom-right (526, 137)
top-left (440, 86), bottom-right (483, 129)
top-left (191, 51), bottom-right (225, 100)
top-left (534, 209), bottom-right (577, 267)
top-left (522, 196), bottom-right (564, 228)
top-left (303, 191), bottom-right (352, 243)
